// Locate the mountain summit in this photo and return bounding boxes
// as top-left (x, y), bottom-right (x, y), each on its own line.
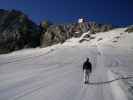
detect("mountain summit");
top-left (40, 18), bottom-right (113, 47)
top-left (0, 9), bottom-right (41, 54)
top-left (0, 9), bottom-right (132, 54)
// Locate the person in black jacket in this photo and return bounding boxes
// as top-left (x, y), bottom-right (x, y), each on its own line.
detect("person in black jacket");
top-left (83, 58), bottom-right (92, 84)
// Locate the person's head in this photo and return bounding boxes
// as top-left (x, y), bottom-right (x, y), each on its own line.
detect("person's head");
top-left (86, 58), bottom-right (89, 62)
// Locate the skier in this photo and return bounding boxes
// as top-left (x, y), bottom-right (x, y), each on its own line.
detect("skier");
top-left (83, 58), bottom-right (92, 84)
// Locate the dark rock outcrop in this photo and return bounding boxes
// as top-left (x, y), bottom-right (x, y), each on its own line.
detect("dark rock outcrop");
top-left (0, 9), bottom-right (41, 54)
top-left (40, 20), bottom-right (52, 32)
top-left (41, 21), bottom-right (113, 47)
top-left (89, 22), bottom-right (113, 33)
top-left (0, 9), bottom-right (114, 54)
top-left (125, 25), bottom-right (133, 33)
top-left (41, 22), bottom-right (90, 47)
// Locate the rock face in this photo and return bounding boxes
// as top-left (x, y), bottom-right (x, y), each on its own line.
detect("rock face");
top-left (0, 9), bottom-right (41, 54)
top-left (41, 22), bottom-right (90, 47)
top-left (125, 25), bottom-right (133, 33)
top-left (0, 9), bottom-right (113, 54)
top-left (89, 22), bottom-right (113, 33)
top-left (41, 20), bottom-right (113, 47)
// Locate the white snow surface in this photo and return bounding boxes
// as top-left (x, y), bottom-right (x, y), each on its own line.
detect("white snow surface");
top-left (0, 28), bottom-right (133, 100)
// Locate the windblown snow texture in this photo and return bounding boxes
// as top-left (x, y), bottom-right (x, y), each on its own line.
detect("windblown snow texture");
top-left (0, 28), bottom-right (133, 100)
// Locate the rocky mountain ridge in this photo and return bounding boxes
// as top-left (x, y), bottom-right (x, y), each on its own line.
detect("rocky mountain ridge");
top-left (40, 19), bottom-right (113, 47)
top-left (0, 9), bottom-right (41, 54)
top-left (0, 9), bottom-right (131, 54)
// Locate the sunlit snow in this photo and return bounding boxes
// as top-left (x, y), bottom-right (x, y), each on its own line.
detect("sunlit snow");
top-left (0, 28), bottom-right (133, 100)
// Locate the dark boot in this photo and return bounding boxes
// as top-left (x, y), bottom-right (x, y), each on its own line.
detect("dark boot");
top-left (84, 81), bottom-right (88, 84)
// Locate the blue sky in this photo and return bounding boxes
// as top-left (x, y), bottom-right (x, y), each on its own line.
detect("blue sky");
top-left (0, 0), bottom-right (133, 26)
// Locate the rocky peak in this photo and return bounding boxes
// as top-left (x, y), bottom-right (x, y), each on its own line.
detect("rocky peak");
top-left (125, 25), bottom-right (133, 33)
top-left (0, 9), bottom-right (41, 54)
top-left (0, 9), bottom-right (114, 54)
top-left (40, 19), bottom-right (113, 47)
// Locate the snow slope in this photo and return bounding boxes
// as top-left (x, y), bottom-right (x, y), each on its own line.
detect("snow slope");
top-left (0, 28), bottom-right (133, 100)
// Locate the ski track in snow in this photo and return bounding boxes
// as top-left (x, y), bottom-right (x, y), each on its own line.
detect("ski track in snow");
top-left (0, 45), bottom-right (128, 100)
top-left (0, 28), bottom-right (133, 100)
top-left (0, 46), bottom-right (98, 100)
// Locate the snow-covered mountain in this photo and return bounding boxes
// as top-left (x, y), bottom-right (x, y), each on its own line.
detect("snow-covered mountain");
top-left (0, 9), bottom-right (113, 54)
top-left (0, 27), bottom-right (133, 100)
